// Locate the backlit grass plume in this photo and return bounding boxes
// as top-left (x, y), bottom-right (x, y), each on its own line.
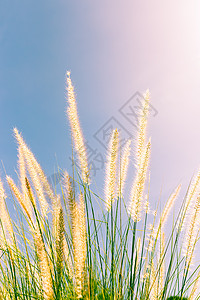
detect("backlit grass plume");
top-left (6, 175), bottom-right (33, 224)
top-left (158, 184), bottom-right (181, 231)
top-left (0, 177), bottom-right (13, 241)
top-left (34, 227), bottom-right (54, 300)
top-left (118, 139), bottom-right (131, 197)
top-left (55, 207), bottom-right (65, 296)
top-left (129, 138), bottom-right (151, 221)
top-left (14, 128), bottom-right (49, 217)
top-left (73, 193), bottom-right (87, 298)
top-left (17, 146), bottom-right (33, 220)
top-left (183, 194), bottom-right (200, 266)
top-left (104, 128), bottom-right (119, 211)
top-left (64, 172), bottom-right (86, 298)
top-left (128, 90), bottom-right (151, 222)
top-left (0, 74), bottom-right (200, 299)
top-left (66, 71), bottom-right (90, 185)
top-left (135, 89), bottom-right (150, 168)
top-left (180, 168), bottom-right (200, 232)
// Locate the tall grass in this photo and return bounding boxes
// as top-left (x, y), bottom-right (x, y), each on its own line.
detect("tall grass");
top-left (0, 72), bottom-right (200, 299)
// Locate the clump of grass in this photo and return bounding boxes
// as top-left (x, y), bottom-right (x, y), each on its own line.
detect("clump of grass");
top-left (0, 72), bottom-right (200, 299)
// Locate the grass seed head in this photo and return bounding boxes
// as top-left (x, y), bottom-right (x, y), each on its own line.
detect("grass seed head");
top-left (14, 128), bottom-right (49, 217)
top-left (66, 72), bottom-right (90, 185)
top-left (35, 228), bottom-right (54, 300)
top-left (129, 139), bottom-right (151, 222)
top-left (104, 128), bottom-right (119, 211)
top-left (0, 177), bottom-right (13, 240)
top-left (118, 139), bottom-right (131, 197)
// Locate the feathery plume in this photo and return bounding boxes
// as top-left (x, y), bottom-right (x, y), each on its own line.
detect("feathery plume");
top-left (17, 146), bottom-right (33, 220)
top-left (6, 175), bottom-right (33, 224)
top-left (63, 171), bottom-right (75, 221)
top-left (183, 195), bottom-right (200, 266)
top-left (185, 168), bottom-right (200, 209)
top-left (146, 224), bottom-right (156, 253)
top-left (159, 184), bottom-right (181, 229)
top-left (129, 139), bottom-right (151, 222)
top-left (181, 168), bottom-right (200, 231)
top-left (18, 132), bottom-right (55, 211)
top-left (34, 227), bottom-right (53, 300)
top-left (29, 154), bottom-right (55, 203)
top-left (52, 194), bottom-right (61, 239)
top-left (63, 171), bottom-right (75, 277)
top-left (63, 172), bottom-right (86, 297)
top-left (72, 193), bottom-right (87, 298)
top-left (135, 89), bottom-right (150, 168)
top-left (14, 128), bottom-right (49, 217)
top-left (118, 139), bottom-right (131, 197)
top-left (25, 177), bottom-right (36, 209)
top-left (56, 207), bottom-right (65, 281)
top-left (0, 177), bottom-right (13, 239)
top-left (128, 90), bottom-right (151, 221)
top-left (104, 128), bottom-right (119, 211)
top-left (66, 72), bottom-right (90, 184)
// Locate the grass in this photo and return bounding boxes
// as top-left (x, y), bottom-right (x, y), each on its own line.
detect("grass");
top-left (0, 72), bottom-right (199, 299)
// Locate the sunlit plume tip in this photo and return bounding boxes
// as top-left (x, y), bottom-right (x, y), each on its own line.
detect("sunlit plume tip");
top-left (66, 72), bottom-right (90, 184)
top-left (14, 128), bottom-right (49, 217)
top-left (135, 89), bottom-right (150, 169)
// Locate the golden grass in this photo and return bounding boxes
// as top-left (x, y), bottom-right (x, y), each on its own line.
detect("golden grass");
top-left (0, 72), bottom-right (200, 299)
top-left (104, 128), bottom-right (119, 211)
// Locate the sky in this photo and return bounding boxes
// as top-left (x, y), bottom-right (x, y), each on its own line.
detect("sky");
top-left (1, 1), bottom-right (200, 233)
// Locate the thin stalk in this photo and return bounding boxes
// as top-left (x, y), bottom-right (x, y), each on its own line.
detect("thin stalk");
top-left (86, 187), bottom-right (106, 299)
top-left (135, 211), bottom-right (148, 299)
top-left (83, 185), bottom-right (92, 299)
top-left (128, 221), bottom-right (137, 300)
top-left (111, 198), bottom-right (114, 299)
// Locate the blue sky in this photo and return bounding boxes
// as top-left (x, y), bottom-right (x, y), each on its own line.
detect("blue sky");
top-left (1, 0), bottom-right (200, 220)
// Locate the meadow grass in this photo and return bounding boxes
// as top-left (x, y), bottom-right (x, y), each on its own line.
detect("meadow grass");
top-left (0, 72), bottom-right (199, 299)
